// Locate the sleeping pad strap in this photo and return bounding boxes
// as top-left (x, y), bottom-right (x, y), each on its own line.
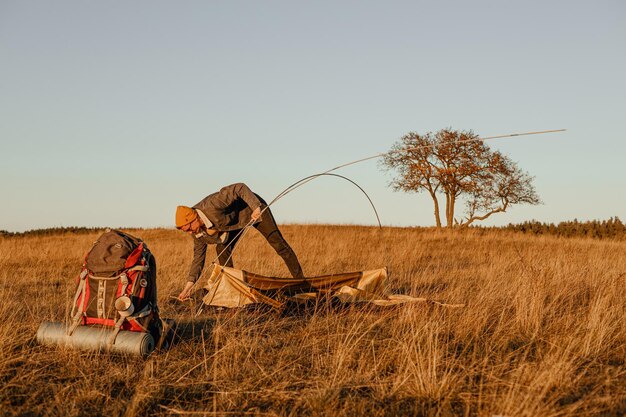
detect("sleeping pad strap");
top-left (67, 269), bottom-right (89, 336)
top-left (107, 316), bottom-right (126, 348)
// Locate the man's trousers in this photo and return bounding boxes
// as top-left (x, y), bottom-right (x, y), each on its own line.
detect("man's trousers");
top-left (216, 205), bottom-right (304, 279)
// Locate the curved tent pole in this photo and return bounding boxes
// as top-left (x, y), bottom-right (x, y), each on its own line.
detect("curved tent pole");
top-left (216, 172), bottom-right (383, 267)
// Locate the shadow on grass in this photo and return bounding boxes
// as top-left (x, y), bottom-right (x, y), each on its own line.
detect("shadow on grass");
top-left (169, 317), bottom-right (217, 345)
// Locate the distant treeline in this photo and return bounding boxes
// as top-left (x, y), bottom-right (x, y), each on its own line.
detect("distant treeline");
top-left (2, 218), bottom-right (625, 240)
top-left (485, 217), bottom-right (626, 240)
top-left (1, 227), bottom-right (114, 237)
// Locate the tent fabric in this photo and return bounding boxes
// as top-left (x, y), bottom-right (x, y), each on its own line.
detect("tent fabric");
top-left (201, 264), bottom-right (464, 309)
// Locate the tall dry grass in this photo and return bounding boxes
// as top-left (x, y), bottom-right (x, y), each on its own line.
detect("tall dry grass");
top-left (0, 226), bottom-right (624, 416)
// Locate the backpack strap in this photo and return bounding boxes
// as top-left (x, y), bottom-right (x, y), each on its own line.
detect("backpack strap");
top-left (107, 301), bottom-right (154, 347)
top-left (67, 269), bottom-right (89, 336)
top-left (119, 273), bottom-right (129, 297)
top-left (125, 303), bottom-right (153, 332)
top-left (88, 265), bottom-right (148, 280)
top-left (107, 295), bottom-right (154, 347)
top-left (107, 316), bottom-right (126, 348)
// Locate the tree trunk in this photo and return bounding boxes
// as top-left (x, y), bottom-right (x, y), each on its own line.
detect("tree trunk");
top-left (444, 193), bottom-right (450, 228)
top-left (429, 191), bottom-right (442, 228)
top-left (448, 195), bottom-right (456, 228)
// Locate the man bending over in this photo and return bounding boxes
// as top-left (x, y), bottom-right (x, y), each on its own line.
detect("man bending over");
top-left (175, 183), bottom-right (304, 300)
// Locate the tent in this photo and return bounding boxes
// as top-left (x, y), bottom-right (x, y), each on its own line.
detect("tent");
top-left (201, 264), bottom-right (464, 309)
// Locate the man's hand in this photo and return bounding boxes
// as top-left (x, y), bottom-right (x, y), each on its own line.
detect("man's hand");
top-left (251, 207), bottom-right (262, 222)
top-left (178, 281), bottom-right (195, 301)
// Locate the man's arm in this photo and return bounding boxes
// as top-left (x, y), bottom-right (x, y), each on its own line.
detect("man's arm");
top-left (187, 238), bottom-right (208, 284)
top-left (179, 238), bottom-right (208, 300)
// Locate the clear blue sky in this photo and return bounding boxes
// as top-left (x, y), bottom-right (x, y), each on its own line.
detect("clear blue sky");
top-left (1, 1), bottom-right (624, 232)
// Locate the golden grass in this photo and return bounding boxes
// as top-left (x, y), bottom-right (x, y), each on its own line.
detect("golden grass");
top-left (0, 225), bottom-right (624, 416)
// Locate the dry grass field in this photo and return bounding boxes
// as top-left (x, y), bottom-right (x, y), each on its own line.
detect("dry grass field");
top-left (0, 225), bottom-right (624, 416)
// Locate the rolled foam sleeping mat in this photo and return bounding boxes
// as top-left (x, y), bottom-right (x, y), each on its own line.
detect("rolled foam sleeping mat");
top-left (36, 321), bottom-right (155, 357)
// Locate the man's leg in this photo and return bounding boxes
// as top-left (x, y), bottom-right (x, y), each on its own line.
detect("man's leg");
top-left (215, 230), bottom-right (241, 268)
top-left (254, 206), bottom-right (304, 279)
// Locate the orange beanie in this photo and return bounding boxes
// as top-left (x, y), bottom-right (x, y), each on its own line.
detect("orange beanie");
top-left (175, 206), bottom-right (197, 228)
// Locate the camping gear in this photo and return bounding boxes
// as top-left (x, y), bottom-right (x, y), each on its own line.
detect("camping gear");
top-left (37, 321), bottom-right (155, 357)
top-left (199, 264), bottom-right (464, 311)
top-left (36, 229), bottom-right (173, 356)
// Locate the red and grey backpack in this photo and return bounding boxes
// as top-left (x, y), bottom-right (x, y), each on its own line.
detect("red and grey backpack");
top-left (68, 229), bottom-right (161, 344)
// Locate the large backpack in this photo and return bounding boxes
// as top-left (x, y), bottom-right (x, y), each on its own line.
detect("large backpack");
top-left (68, 229), bottom-right (161, 345)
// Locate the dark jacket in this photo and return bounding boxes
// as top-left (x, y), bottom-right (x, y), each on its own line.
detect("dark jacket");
top-left (192, 183), bottom-right (262, 232)
top-left (187, 183), bottom-right (263, 282)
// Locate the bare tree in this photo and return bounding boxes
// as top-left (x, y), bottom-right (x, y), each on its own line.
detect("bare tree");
top-left (462, 151), bottom-right (540, 227)
top-left (381, 129), bottom-right (540, 228)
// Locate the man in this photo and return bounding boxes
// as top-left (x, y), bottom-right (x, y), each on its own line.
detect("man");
top-left (175, 182), bottom-right (304, 300)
